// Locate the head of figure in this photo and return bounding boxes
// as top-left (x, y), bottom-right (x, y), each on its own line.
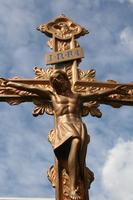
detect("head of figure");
top-left (50, 70), bottom-right (71, 93)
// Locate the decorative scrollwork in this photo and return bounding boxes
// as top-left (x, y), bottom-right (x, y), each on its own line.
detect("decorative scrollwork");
top-left (47, 165), bottom-right (94, 200)
top-left (32, 99), bottom-right (54, 116)
top-left (33, 66), bottom-right (54, 80)
top-left (47, 165), bottom-right (56, 188)
top-left (33, 66), bottom-right (54, 91)
top-left (78, 69), bottom-right (96, 81)
top-left (47, 38), bottom-right (80, 51)
top-left (81, 102), bottom-right (102, 118)
top-left (75, 69), bottom-right (97, 93)
top-left (6, 98), bottom-right (26, 106)
top-left (37, 14), bottom-right (89, 40)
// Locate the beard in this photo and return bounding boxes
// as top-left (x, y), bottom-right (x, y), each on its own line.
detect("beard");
top-left (52, 78), bottom-right (69, 93)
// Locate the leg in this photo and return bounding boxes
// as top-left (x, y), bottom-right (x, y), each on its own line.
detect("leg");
top-left (68, 137), bottom-right (81, 200)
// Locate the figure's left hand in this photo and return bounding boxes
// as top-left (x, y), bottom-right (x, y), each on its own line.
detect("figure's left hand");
top-left (114, 85), bottom-right (129, 95)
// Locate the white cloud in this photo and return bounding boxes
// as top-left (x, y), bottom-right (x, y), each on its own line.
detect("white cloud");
top-left (127, 0), bottom-right (133, 3)
top-left (0, 0), bottom-right (46, 77)
top-left (120, 27), bottom-right (133, 54)
top-left (0, 0), bottom-right (133, 198)
top-left (102, 139), bottom-right (133, 200)
top-left (107, 0), bottom-right (133, 4)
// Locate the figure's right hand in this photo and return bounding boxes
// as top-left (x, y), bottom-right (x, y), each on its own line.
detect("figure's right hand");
top-left (0, 78), bottom-right (8, 86)
top-left (114, 85), bottom-right (129, 95)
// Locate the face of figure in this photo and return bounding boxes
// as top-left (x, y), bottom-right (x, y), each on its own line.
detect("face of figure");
top-left (50, 70), bottom-right (71, 93)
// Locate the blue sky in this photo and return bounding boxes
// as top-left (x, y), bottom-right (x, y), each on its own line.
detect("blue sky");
top-left (0, 0), bottom-right (133, 200)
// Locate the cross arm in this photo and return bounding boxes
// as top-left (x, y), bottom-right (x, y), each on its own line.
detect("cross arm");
top-left (75, 80), bottom-right (133, 107)
top-left (75, 80), bottom-right (133, 89)
top-left (2, 79), bottom-right (52, 99)
top-left (80, 85), bottom-right (126, 102)
top-left (0, 78), bottom-right (54, 116)
top-left (99, 97), bottom-right (133, 107)
top-left (0, 78), bottom-right (51, 102)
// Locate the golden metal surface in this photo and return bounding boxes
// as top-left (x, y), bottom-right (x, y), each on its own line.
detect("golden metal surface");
top-left (37, 14), bottom-right (89, 40)
top-left (0, 15), bottom-right (133, 200)
top-left (45, 47), bottom-right (84, 65)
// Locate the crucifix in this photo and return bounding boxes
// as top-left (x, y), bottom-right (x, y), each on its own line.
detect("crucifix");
top-left (0, 15), bottom-right (133, 200)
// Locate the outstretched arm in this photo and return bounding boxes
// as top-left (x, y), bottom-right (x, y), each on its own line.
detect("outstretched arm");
top-left (81, 85), bottom-right (128, 102)
top-left (0, 78), bottom-right (52, 99)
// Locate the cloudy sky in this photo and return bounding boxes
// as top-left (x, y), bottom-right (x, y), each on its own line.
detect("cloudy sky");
top-left (0, 0), bottom-right (133, 200)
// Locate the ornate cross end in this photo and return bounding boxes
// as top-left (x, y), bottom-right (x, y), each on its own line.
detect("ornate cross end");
top-left (0, 15), bottom-right (133, 200)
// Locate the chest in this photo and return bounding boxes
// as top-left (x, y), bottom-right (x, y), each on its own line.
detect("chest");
top-left (52, 94), bottom-right (79, 105)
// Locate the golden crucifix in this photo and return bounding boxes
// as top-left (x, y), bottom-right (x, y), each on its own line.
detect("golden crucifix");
top-left (0, 15), bottom-right (133, 200)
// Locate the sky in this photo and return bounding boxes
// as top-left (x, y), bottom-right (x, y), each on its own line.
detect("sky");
top-left (0, 0), bottom-right (133, 200)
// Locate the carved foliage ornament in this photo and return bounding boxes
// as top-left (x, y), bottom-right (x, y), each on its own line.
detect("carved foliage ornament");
top-left (47, 164), bottom-right (94, 200)
top-left (47, 38), bottom-right (80, 51)
top-left (1, 66), bottom-right (133, 117)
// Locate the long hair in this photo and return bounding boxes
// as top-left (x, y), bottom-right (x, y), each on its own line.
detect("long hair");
top-left (50, 70), bottom-right (69, 85)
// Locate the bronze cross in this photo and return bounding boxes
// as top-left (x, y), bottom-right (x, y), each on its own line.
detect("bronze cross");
top-left (0, 15), bottom-right (133, 200)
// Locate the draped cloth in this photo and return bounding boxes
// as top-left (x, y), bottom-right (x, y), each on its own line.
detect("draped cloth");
top-left (48, 114), bottom-right (90, 176)
top-left (47, 114), bottom-right (93, 199)
top-left (52, 114), bottom-right (89, 151)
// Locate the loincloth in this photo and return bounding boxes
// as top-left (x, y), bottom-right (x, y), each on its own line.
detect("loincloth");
top-left (48, 115), bottom-right (88, 150)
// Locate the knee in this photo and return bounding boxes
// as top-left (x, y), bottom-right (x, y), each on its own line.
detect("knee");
top-left (72, 137), bottom-right (80, 146)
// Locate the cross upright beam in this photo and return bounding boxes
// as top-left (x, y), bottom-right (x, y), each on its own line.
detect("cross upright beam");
top-left (0, 15), bottom-right (133, 200)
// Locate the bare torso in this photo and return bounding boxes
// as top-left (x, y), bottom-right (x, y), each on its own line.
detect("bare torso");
top-left (51, 92), bottom-right (81, 118)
